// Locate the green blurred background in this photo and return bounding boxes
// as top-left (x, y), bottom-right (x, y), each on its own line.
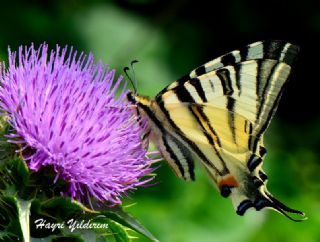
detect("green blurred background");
top-left (0, 0), bottom-right (319, 241)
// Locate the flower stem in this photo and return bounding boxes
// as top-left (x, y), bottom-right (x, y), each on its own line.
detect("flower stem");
top-left (16, 198), bottom-right (32, 242)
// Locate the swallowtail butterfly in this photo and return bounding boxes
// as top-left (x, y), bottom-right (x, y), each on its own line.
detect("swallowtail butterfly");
top-left (127, 40), bottom-right (305, 221)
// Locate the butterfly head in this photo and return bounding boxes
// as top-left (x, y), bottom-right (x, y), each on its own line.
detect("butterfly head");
top-left (123, 60), bottom-right (153, 108)
top-left (126, 91), bottom-right (137, 105)
top-left (127, 91), bottom-right (152, 107)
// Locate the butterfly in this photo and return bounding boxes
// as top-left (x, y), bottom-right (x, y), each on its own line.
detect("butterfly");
top-left (127, 40), bottom-right (305, 221)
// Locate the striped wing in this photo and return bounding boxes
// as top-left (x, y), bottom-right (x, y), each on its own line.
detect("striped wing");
top-left (156, 40), bottom-right (297, 172)
top-left (153, 127), bottom-right (195, 181)
top-left (152, 40), bottom-right (304, 220)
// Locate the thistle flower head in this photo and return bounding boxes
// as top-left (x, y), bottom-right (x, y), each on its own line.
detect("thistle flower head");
top-left (0, 43), bottom-right (154, 205)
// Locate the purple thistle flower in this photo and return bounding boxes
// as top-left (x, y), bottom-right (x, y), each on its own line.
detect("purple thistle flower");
top-left (0, 44), bottom-right (155, 205)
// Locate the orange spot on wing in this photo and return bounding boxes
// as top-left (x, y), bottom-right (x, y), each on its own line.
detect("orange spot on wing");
top-left (218, 175), bottom-right (239, 189)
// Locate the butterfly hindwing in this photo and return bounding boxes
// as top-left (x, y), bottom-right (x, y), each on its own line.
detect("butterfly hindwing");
top-left (155, 129), bottom-right (195, 181)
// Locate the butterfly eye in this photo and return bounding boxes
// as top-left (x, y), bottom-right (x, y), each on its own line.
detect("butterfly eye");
top-left (126, 91), bottom-right (136, 104)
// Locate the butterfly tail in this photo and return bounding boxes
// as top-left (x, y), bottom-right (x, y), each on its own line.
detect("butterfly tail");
top-left (230, 182), bottom-right (306, 221)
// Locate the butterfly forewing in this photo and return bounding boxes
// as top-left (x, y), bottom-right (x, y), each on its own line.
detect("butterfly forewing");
top-left (188, 40), bottom-right (298, 78)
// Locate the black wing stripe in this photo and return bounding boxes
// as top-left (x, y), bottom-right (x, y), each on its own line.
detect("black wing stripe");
top-left (244, 120), bottom-right (253, 134)
top-left (190, 104), bottom-right (222, 147)
top-left (189, 104), bottom-right (229, 174)
top-left (234, 63), bottom-right (242, 95)
top-left (216, 69), bottom-right (234, 95)
top-left (255, 60), bottom-right (263, 99)
top-left (162, 134), bottom-right (186, 178)
top-left (259, 170), bottom-right (268, 181)
top-left (260, 40), bottom-right (299, 65)
top-left (209, 78), bottom-right (215, 92)
top-left (163, 133), bottom-right (195, 181)
top-left (280, 43), bottom-right (299, 65)
top-left (156, 74), bottom-right (190, 99)
top-left (251, 83), bottom-right (286, 154)
top-left (226, 97), bottom-right (236, 143)
top-left (259, 146), bottom-right (267, 158)
top-left (194, 65), bottom-right (206, 76)
top-left (239, 45), bottom-right (249, 60)
top-left (256, 60), bottom-right (278, 101)
top-left (221, 52), bottom-right (236, 66)
top-left (156, 95), bottom-right (222, 176)
top-left (189, 78), bottom-right (207, 102)
top-left (263, 40), bottom-right (284, 60)
top-left (247, 154), bottom-right (263, 172)
top-left (136, 101), bottom-right (195, 180)
top-left (174, 83), bottom-right (195, 102)
top-left (176, 74), bottom-right (191, 86)
top-left (255, 62), bottom-right (280, 126)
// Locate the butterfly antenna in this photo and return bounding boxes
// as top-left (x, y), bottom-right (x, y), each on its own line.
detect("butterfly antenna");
top-left (130, 60), bottom-right (139, 92)
top-left (123, 66), bottom-right (137, 93)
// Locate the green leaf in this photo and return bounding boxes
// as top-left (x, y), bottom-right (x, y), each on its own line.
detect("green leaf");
top-left (107, 219), bottom-right (129, 242)
top-left (15, 158), bottom-right (30, 187)
top-left (0, 157), bottom-right (32, 202)
top-left (39, 197), bottom-right (97, 220)
top-left (102, 207), bottom-right (158, 242)
top-left (0, 231), bottom-right (19, 241)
